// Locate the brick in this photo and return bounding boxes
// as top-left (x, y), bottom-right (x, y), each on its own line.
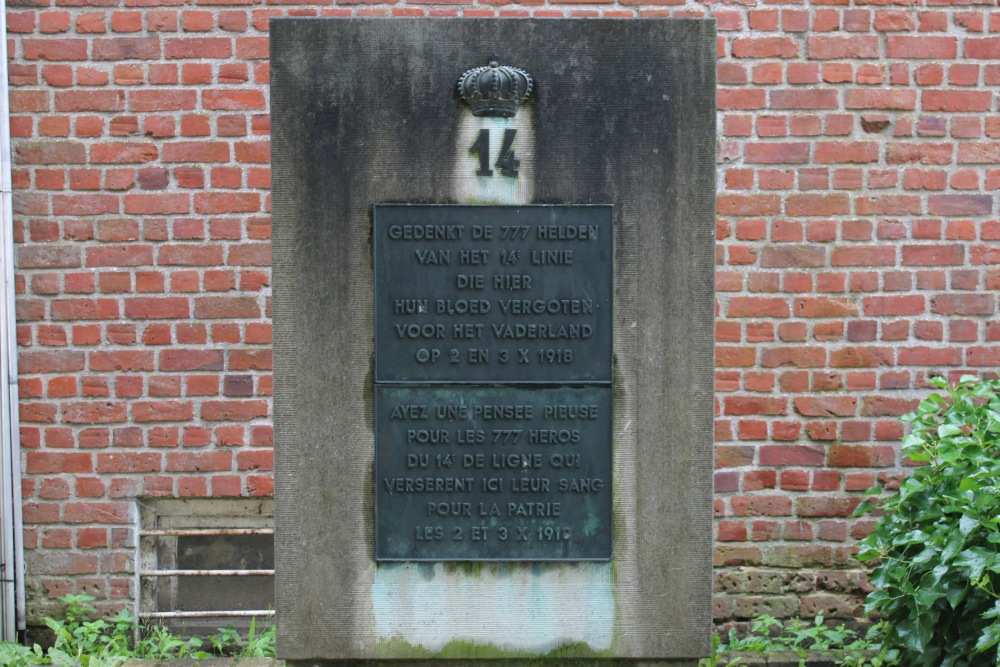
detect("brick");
top-left (814, 142), bottom-right (878, 164)
top-left (165, 37), bottom-right (232, 59)
top-left (51, 298), bottom-right (120, 321)
top-left (786, 194), bottom-right (850, 217)
top-left (902, 244), bottom-right (964, 266)
top-left (202, 89), bottom-right (266, 110)
top-left (200, 399), bottom-right (268, 421)
top-left (794, 297), bottom-right (857, 318)
top-left (845, 90), bottom-right (916, 111)
top-left (62, 402), bottom-right (128, 424)
top-left (26, 450), bottom-right (93, 475)
top-left (724, 396), bottom-right (788, 416)
top-left (732, 37), bottom-right (798, 58)
top-left (194, 192), bottom-right (260, 214)
top-left (898, 346), bottom-right (961, 366)
top-left (29, 551), bottom-right (100, 575)
top-left (123, 297), bottom-right (189, 319)
top-left (129, 89), bottom-right (197, 111)
top-left (927, 195), bottom-right (992, 217)
top-left (770, 90), bottom-right (838, 110)
top-left (717, 194), bottom-right (781, 216)
top-left (796, 497), bottom-right (861, 518)
top-left (90, 142), bottom-right (157, 164)
top-left (760, 445), bottom-right (825, 468)
top-left (966, 38), bottom-right (1000, 59)
top-left (887, 36), bottom-right (956, 59)
top-left (855, 194), bottom-right (921, 216)
top-left (193, 295), bottom-right (260, 318)
top-left (228, 349), bottom-right (272, 370)
top-left (887, 143), bottom-right (953, 165)
top-left (829, 347), bottom-right (893, 368)
top-left (761, 347), bottom-right (826, 368)
top-left (923, 90), bottom-right (992, 113)
top-left (158, 244), bottom-right (223, 266)
top-left (54, 90), bottom-right (125, 112)
top-left (745, 142), bottom-right (810, 164)
top-left (967, 347), bottom-right (1000, 367)
top-left (932, 294), bottom-right (994, 316)
top-left (234, 140), bottom-right (269, 163)
top-left (24, 39), bottom-right (88, 61)
top-left (92, 38), bottom-right (161, 60)
top-left (123, 194), bottom-right (190, 215)
top-left (88, 351), bottom-right (154, 372)
top-left (159, 349), bottom-right (223, 371)
top-left (20, 146), bottom-right (74, 175)
top-left (235, 36), bottom-right (269, 59)
top-left (8, 12), bottom-right (38, 33)
top-left (134, 401), bottom-right (194, 422)
top-left (718, 89), bottom-right (765, 110)
top-left (760, 246), bottom-right (825, 269)
top-left (731, 495), bottom-right (793, 517)
top-left (227, 243), bottom-right (271, 266)
top-left (165, 451), bottom-right (231, 473)
top-left (96, 452), bottom-right (161, 473)
top-left (162, 141), bottom-right (229, 162)
top-left (728, 297), bottom-right (789, 318)
top-left (809, 36), bottom-right (878, 60)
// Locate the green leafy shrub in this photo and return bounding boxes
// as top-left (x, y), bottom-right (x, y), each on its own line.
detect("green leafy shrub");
top-left (854, 375), bottom-right (1000, 667)
top-left (0, 593), bottom-right (275, 664)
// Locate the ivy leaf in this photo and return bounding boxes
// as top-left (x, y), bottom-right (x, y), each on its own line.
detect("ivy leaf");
top-left (955, 547), bottom-right (995, 580)
top-left (938, 424), bottom-right (963, 438)
top-left (856, 376), bottom-right (1000, 666)
top-left (958, 477), bottom-right (980, 493)
top-left (975, 602), bottom-right (1000, 652)
top-left (942, 578), bottom-right (967, 609)
top-left (895, 611), bottom-right (935, 653)
top-left (959, 514), bottom-right (979, 537)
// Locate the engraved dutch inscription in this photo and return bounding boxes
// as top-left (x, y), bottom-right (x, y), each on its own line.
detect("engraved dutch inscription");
top-left (374, 204), bottom-right (613, 561)
top-left (374, 205), bottom-right (613, 384)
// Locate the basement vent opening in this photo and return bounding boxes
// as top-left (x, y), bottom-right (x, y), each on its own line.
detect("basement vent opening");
top-left (137, 498), bottom-right (274, 636)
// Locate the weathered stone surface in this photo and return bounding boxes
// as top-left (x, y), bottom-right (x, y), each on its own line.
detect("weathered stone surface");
top-left (272, 18), bottom-right (715, 663)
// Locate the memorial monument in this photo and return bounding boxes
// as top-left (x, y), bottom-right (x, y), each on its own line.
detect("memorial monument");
top-left (271, 19), bottom-right (716, 665)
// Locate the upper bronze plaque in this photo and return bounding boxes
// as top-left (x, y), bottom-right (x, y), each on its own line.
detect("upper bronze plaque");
top-left (374, 205), bottom-right (613, 384)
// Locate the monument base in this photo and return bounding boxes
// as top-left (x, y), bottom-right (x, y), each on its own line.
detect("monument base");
top-left (287, 661), bottom-right (699, 667)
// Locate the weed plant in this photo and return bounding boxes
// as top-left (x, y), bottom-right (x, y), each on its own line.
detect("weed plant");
top-left (0, 594), bottom-right (275, 666)
top-left (701, 615), bottom-right (900, 667)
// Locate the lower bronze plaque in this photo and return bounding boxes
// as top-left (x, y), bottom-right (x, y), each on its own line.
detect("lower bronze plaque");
top-left (375, 385), bottom-right (613, 561)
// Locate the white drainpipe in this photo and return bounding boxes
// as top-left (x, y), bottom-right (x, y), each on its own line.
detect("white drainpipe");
top-left (0, 0), bottom-right (25, 640)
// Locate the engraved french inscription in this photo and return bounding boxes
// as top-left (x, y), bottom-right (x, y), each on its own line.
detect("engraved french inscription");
top-left (374, 205), bottom-right (613, 384)
top-left (375, 385), bottom-right (613, 561)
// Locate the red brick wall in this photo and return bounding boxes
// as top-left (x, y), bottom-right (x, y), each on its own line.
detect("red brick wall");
top-left (8, 0), bottom-right (999, 625)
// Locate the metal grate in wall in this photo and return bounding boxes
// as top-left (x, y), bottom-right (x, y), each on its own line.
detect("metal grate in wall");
top-left (137, 499), bottom-right (274, 634)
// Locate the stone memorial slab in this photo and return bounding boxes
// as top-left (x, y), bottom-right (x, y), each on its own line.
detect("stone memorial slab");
top-left (272, 17), bottom-right (716, 665)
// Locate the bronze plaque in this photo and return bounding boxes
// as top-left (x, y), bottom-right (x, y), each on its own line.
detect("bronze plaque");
top-left (374, 204), bottom-right (613, 384)
top-left (374, 204), bottom-right (613, 561)
top-left (375, 385), bottom-right (612, 560)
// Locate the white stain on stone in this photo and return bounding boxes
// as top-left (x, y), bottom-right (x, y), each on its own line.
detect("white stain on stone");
top-left (373, 562), bottom-right (614, 653)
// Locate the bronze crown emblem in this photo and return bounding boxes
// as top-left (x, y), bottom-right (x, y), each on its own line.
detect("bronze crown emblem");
top-left (458, 61), bottom-right (533, 118)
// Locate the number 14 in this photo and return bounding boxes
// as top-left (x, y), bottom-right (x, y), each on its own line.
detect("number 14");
top-left (469, 128), bottom-right (519, 178)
